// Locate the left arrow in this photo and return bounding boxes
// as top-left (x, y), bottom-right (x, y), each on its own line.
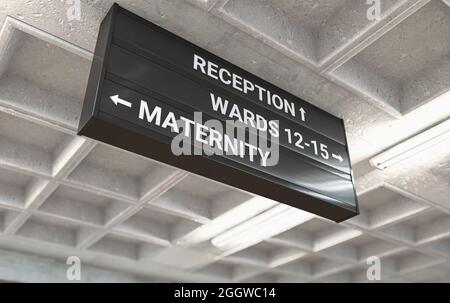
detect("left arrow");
top-left (110, 95), bottom-right (132, 108)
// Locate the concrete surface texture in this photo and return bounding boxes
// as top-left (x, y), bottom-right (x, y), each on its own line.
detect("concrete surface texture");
top-left (0, 0), bottom-right (448, 282)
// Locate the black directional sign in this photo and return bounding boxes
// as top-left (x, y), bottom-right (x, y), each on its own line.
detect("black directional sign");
top-left (79, 4), bottom-right (358, 222)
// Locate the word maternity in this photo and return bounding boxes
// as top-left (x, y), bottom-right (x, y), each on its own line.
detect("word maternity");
top-left (137, 54), bottom-right (292, 167)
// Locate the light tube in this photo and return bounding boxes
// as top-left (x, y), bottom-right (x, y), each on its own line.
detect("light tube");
top-left (211, 204), bottom-right (314, 252)
top-left (370, 119), bottom-right (450, 170)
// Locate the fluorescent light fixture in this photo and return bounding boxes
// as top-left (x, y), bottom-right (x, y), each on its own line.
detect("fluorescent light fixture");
top-left (211, 204), bottom-right (314, 253)
top-left (175, 196), bottom-right (277, 246)
top-left (370, 119), bottom-right (450, 170)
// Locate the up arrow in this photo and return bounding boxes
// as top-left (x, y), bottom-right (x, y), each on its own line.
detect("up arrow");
top-left (332, 153), bottom-right (343, 163)
top-left (110, 95), bottom-right (132, 108)
top-left (299, 107), bottom-right (306, 122)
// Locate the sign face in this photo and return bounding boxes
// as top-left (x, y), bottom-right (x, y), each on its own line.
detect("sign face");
top-left (79, 4), bottom-right (358, 222)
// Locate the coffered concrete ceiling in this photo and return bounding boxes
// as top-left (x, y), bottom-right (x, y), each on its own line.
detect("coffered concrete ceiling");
top-left (0, 0), bottom-right (448, 282)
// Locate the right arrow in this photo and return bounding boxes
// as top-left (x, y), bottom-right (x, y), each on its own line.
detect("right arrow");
top-left (332, 153), bottom-right (343, 163)
top-left (110, 95), bottom-right (132, 108)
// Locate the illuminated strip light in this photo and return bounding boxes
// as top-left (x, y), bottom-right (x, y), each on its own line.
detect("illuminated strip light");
top-left (370, 119), bottom-right (450, 170)
top-left (211, 204), bottom-right (314, 253)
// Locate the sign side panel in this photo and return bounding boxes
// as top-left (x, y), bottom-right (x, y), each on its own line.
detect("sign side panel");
top-left (78, 4), bottom-right (117, 132)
